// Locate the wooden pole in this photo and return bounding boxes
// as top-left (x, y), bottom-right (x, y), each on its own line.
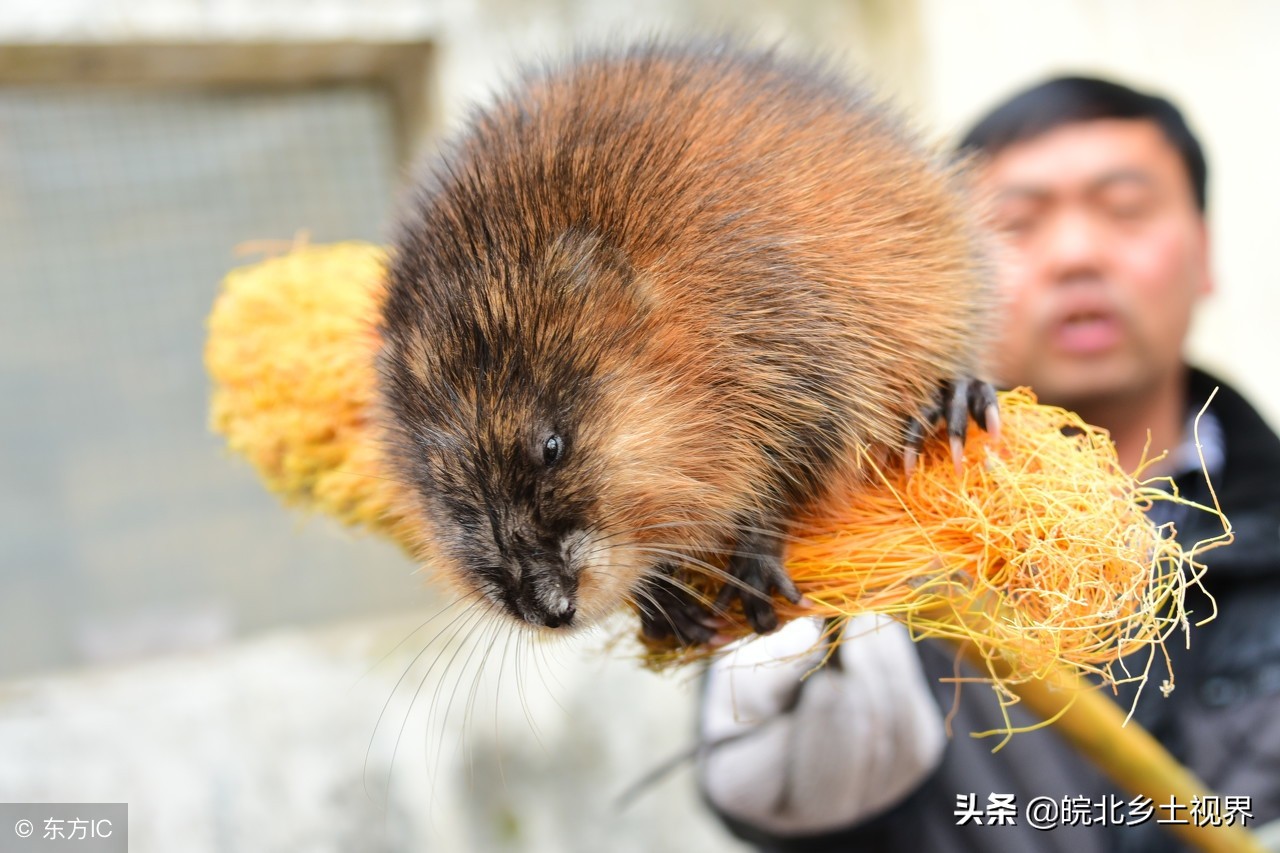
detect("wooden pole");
top-left (959, 642), bottom-right (1267, 853)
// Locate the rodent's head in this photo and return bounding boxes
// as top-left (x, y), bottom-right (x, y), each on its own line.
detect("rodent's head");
top-left (379, 229), bottom-right (737, 632)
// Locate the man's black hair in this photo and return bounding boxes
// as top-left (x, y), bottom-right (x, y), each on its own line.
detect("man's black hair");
top-left (958, 76), bottom-right (1208, 212)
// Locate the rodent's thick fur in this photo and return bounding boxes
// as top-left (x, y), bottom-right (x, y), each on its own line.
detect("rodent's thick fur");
top-left (378, 41), bottom-right (991, 637)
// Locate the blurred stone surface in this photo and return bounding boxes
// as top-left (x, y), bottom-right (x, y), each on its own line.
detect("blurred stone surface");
top-left (0, 610), bottom-right (750, 853)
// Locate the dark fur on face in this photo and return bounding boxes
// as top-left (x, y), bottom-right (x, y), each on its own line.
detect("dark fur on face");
top-left (379, 230), bottom-right (656, 627)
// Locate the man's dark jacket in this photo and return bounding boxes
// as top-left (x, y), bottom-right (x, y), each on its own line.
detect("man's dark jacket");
top-left (710, 370), bottom-right (1280, 852)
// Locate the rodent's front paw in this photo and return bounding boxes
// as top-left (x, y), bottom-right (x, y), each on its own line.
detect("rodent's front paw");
top-left (636, 568), bottom-right (722, 646)
top-left (903, 378), bottom-right (1000, 475)
top-left (715, 529), bottom-right (802, 635)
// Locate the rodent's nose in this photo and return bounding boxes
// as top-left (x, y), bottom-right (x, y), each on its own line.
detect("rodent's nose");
top-left (516, 561), bottom-right (578, 629)
top-left (542, 598), bottom-right (576, 629)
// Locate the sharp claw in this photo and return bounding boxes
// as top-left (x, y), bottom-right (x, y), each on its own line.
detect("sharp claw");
top-left (950, 434), bottom-right (965, 474)
top-left (779, 577), bottom-right (802, 605)
top-left (903, 379), bottom-right (998, 476)
top-left (985, 403), bottom-right (1002, 444)
top-left (967, 381), bottom-right (999, 430)
top-left (775, 571), bottom-right (802, 605)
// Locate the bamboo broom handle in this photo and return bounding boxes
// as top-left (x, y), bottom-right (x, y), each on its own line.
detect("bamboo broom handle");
top-left (958, 642), bottom-right (1266, 853)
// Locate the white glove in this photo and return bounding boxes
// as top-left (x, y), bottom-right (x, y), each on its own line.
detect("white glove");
top-left (698, 614), bottom-right (947, 836)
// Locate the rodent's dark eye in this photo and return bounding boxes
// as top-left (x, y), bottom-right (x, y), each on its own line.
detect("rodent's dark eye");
top-left (542, 434), bottom-right (566, 467)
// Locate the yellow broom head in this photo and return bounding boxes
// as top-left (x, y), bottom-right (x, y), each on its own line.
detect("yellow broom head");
top-left (206, 243), bottom-right (1226, 705)
top-left (206, 242), bottom-right (412, 544)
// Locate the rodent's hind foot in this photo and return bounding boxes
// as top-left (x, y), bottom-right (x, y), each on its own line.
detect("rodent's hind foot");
top-left (637, 568), bottom-right (722, 646)
top-left (714, 529), bottom-right (803, 635)
top-left (903, 379), bottom-right (1000, 475)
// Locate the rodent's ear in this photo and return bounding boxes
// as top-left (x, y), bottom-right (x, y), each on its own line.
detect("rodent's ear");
top-left (541, 227), bottom-right (651, 309)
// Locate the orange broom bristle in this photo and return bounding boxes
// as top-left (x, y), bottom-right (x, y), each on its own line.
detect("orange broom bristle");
top-left (641, 389), bottom-right (1229, 718)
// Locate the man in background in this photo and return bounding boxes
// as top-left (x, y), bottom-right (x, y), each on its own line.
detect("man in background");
top-left (699, 76), bottom-right (1280, 852)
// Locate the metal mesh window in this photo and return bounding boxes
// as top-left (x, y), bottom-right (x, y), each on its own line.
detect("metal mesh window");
top-left (0, 84), bottom-right (427, 678)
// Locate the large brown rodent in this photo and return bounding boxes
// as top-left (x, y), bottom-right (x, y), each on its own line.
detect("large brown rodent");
top-left (376, 41), bottom-right (995, 644)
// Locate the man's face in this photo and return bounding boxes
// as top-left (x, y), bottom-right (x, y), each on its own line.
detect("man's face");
top-left (979, 119), bottom-right (1212, 410)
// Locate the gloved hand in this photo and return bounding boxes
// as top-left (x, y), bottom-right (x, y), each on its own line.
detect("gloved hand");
top-left (698, 613), bottom-right (947, 836)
